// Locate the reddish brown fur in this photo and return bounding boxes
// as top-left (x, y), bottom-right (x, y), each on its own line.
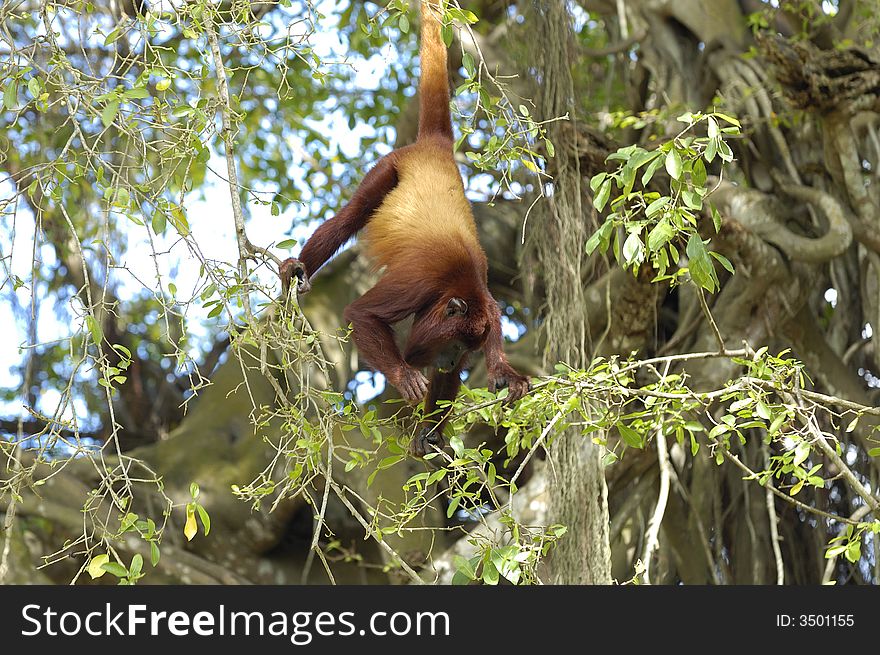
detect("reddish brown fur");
top-left (281, 0), bottom-right (529, 456)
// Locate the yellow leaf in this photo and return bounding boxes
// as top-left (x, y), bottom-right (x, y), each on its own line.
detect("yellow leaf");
top-left (156, 78), bottom-right (171, 92)
top-left (184, 505), bottom-right (197, 541)
top-left (87, 554), bottom-right (109, 579)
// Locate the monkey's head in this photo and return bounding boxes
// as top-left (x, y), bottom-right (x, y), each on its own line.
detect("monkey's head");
top-left (404, 295), bottom-right (490, 373)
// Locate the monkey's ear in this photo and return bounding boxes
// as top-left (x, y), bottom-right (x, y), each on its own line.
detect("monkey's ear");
top-left (445, 297), bottom-right (468, 317)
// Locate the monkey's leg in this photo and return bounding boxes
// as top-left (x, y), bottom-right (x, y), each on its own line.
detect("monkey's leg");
top-left (412, 365), bottom-right (463, 457)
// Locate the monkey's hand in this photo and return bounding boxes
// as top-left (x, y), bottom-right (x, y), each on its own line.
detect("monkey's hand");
top-left (388, 366), bottom-right (429, 402)
top-left (280, 258), bottom-right (311, 296)
top-left (489, 366), bottom-right (530, 404)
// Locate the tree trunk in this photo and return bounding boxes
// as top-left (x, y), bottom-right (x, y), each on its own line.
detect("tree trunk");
top-left (525, 1), bottom-right (612, 584)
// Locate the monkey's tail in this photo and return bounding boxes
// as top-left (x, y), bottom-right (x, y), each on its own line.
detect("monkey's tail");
top-left (417, 0), bottom-right (453, 141)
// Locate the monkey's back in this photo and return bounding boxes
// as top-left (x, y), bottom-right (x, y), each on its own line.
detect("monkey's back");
top-left (363, 137), bottom-right (483, 275)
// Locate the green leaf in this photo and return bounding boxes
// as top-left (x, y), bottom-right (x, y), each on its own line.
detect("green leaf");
top-left (27, 77), bottom-right (41, 99)
top-left (441, 24), bottom-right (454, 47)
top-left (691, 158), bottom-right (707, 187)
top-left (707, 116), bottom-right (719, 139)
top-left (867, 447), bottom-right (880, 457)
top-left (377, 455), bottom-right (402, 470)
top-left (277, 238), bottom-right (298, 249)
top-left (682, 189), bottom-right (703, 210)
top-left (3, 79), bottom-right (18, 110)
top-left (129, 553), bottom-right (143, 578)
top-left (150, 542), bottom-right (160, 566)
top-left (705, 137), bottom-right (717, 163)
top-left (428, 468), bottom-right (447, 485)
top-left (88, 554), bottom-right (110, 579)
top-left (594, 178), bottom-right (612, 211)
top-left (152, 211), bottom-right (167, 235)
top-left (768, 413), bottom-right (786, 436)
top-left (825, 545), bottom-right (847, 558)
top-left (641, 154), bottom-right (665, 186)
top-left (756, 401), bottom-right (771, 420)
top-left (104, 27), bottom-right (122, 46)
top-left (665, 148), bottom-right (683, 180)
top-left (446, 495), bottom-right (461, 519)
top-left (711, 205), bottom-right (722, 232)
top-left (618, 424), bottom-right (643, 448)
top-left (85, 315), bottom-right (103, 345)
top-left (196, 504), bottom-right (211, 536)
top-left (793, 441), bottom-right (810, 466)
top-left (647, 220), bottom-right (674, 252)
top-left (398, 14), bottom-right (410, 33)
top-left (101, 100), bottom-right (120, 128)
top-left (123, 87), bottom-right (149, 99)
top-left (114, 187), bottom-right (130, 207)
top-left (101, 562), bottom-right (129, 578)
top-left (686, 234), bottom-right (716, 292)
top-left (451, 571), bottom-right (472, 585)
top-left (453, 555), bottom-right (477, 580)
top-left (170, 206), bottom-right (190, 236)
top-left (155, 78), bottom-right (172, 92)
top-left (845, 540), bottom-right (861, 563)
top-left (462, 53), bottom-right (475, 77)
top-left (482, 561), bottom-right (500, 585)
top-left (709, 251), bottom-right (734, 274)
top-left (714, 112), bottom-right (741, 128)
top-left (645, 196), bottom-right (670, 218)
top-left (622, 231), bottom-right (644, 266)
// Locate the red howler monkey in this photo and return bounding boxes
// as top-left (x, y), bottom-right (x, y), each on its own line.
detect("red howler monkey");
top-left (280, 0), bottom-right (529, 456)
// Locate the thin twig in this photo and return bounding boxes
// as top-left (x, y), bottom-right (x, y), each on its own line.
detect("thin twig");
top-left (764, 445), bottom-right (784, 585)
top-left (327, 480), bottom-right (425, 585)
top-left (697, 287), bottom-right (725, 351)
top-left (641, 361), bottom-right (673, 584)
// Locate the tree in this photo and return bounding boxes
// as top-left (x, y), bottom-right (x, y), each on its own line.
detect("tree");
top-left (1, 0), bottom-right (878, 586)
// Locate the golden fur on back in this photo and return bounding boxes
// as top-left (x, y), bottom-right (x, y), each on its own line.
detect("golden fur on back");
top-left (361, 1), bottom-right (486, 281)
top-left (363, 138), bottom-right (482, 275)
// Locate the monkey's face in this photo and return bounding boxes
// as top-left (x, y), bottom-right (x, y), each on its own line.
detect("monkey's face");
top-left (403, 296), bottom-right (486, 372)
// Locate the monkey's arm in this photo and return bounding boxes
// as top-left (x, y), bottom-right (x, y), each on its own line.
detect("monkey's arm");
top-left (343, 276), bottom-right (433, 402)
top-left (280, 152), bottom-right (401, 293)
top-left (483, 302), bottom-right (530, 403)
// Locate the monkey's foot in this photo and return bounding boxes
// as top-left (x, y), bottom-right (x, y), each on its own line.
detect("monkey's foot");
top-left (280, 258), bottom-right (311, 295)
top-left (411, 425), bottom-right (445, 458)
